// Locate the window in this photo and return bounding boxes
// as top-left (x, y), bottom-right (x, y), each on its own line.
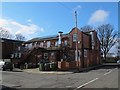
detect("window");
top-left (44, 53), bottom-right (48, 59)
top-left (51, 52), bottom-right (54, 56)
top-left (34, 42), bottom-right (37, 47)
top-left (73, 33), bottom-right (77, 42)
top-left (64, 40), bottom-right (68, 46)
top-left (92, 45), bottom-right (94, 49)
top-left (15, 53), bottom-right (18, 58)
top-left (78, 50), bottom-right (81, 61)
top-left (25, 44), bottom-right (28, 47)
top-left (78, 50), bottom-right (81, 57)
top-left (55, 41), bottom-right (58, 46)
top-left (11, 54), bottom-right (14, 58)
top-left (75, 50), bottom-right (77, 61)
top-left (90, 32), bottom-right (94, 43)
top-left (40, 42), bottom-right (43, 47)
top-left (18, 46), bottom-right (21, 51)
top-left (28, 43), bottom-right (32, 49)
top-left (47, 41), bottom-right (51, 48)
top-left (18, 53), bottom-right (21, 58)
top-left (90, 32), bottom-right (95, 49)
top-left (84, 49), bottom-right (87, 57)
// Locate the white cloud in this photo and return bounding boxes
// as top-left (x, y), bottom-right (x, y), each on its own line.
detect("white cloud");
top-left (0, 18), bottom-right (9, 26)
top-left (88, 10), bottom-right (109, 25)
top-left (27, 19), bottom-right (32, 23)
top-left (73, 5), bottom-right (82, 12)
top-left (0, 18), bottom-right (45, 40)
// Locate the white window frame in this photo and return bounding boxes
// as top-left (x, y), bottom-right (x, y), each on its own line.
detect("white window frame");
top-left (55, 41), bottom-right (58, 46)
top-left (47, 41), bottom-right (51, 48)
top-left (84, 49), bottom-right (87, 57)
top-left (19, 53), bottom-right (21, 58)
top-left (73, 33), bottom-right (77, 42)
top-left (40, 42), bottom-right (43, 47)
top-left (64, 40), bottom-right (68, 46)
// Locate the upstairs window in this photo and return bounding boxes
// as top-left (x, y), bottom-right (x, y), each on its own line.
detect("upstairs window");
top-left (47, 41), bottom-right (51, 48)
top-left (55, 41), bottom-right (58, 46)
top-left (40, 42), bottom-right (43, 47)
top-left (18, 46), bottom-right (21, 51)
top-left (64, 40), bottom-right (68, 46)
top-left (73, 33), bottom-right (77, 42)
top-left (18, 53), bottom-right (21, 58)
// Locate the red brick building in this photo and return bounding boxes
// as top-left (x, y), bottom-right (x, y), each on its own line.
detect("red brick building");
top-left (0, 38), bottom-right (23, 59)
top-left (12, 27), bottom-right (101, 70)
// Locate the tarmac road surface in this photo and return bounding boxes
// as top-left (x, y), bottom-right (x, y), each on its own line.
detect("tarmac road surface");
top-left (0, 65), bottom-right (119, 90)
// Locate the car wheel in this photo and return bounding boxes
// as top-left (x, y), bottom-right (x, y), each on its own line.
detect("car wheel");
top-left (10, 68), bottom-right (13, 71)
top-left (3, 68), bottom-right (5, 71)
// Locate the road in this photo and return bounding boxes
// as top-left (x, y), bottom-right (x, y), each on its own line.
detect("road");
top-left (0, 66), bottom-right (119, 90)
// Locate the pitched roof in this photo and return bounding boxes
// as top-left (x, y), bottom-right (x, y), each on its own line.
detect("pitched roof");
top-left (24, 34), bottom-right (69, 44)
top-left (0, 38), bottom-right (24, 43)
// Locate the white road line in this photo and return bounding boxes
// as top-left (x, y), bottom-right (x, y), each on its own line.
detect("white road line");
top-left (104, 70), bottom-right (112, 75)
top-left (74, 78), bottom-right (99, 90)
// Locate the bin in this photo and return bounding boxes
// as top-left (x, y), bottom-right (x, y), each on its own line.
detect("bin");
top-left (20, 64), bottom-right (24, 70)
top-left (39, 63), bottom-right (45, 71)
top-left (44, 63), bottom-right (50, 71)
top-left (50, 62), bottom-right (57, 71)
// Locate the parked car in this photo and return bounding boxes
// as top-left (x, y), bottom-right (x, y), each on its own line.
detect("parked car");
top-left (117, 60), bottom-right (120, 64)
top-left (0, 61), bottom-right (5, 70)
top-left (2, 61), bottom-right (13, 71)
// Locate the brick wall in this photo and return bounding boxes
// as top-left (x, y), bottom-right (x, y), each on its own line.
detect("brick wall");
top-left (83, 33), bottom-right (90, 49)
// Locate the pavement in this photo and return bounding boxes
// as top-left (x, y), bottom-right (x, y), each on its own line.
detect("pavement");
top-left (23, 68), bottom-right (74, 74)
top-left (13, 64), bottom-right (104, 74)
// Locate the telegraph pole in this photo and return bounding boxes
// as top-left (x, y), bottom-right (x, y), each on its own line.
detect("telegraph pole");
top-left (75, 11), bottom-right (77, 28)
top-left (75, 11), bottom-right (78, 62)
top-left (75, 11), bottom-right (80, 70)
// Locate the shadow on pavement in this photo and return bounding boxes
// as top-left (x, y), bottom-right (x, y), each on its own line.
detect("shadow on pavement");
top-left (12, 70), bottom-right (23, 72)
top-left (1, 85), bottom-right (75, 90)
top-left (2, 85), bottom-right (18, 90)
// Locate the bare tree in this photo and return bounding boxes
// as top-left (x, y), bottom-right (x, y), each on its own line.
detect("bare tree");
top-left (117, 38), bottom-right (120, 58)
top-left (0, 27), bottom-right (12, 39)
top-left (15, 33), bottom-right (25, 41)
top-left (80, 25), bottom-right (93, 32)
top-left (97, 24), bottom-right (117, 61)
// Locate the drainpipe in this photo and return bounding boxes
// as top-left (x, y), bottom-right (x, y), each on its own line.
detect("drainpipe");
top-left (58, 31), bottom-right (63, 61)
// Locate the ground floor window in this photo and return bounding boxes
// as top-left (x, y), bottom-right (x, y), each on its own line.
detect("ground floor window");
top-left (44, 53), bottom-right (48, 60)
top-left (84, 49), bottom-right (87, 57)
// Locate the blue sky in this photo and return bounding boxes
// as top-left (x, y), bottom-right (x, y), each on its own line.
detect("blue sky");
top-left (1, 2), bottom-right (118, 40)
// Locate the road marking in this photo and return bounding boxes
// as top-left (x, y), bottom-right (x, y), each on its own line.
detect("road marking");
top-left (74, 78), bottom-right (99, 90)
top-left (104, 70), bottom-right (112, 76)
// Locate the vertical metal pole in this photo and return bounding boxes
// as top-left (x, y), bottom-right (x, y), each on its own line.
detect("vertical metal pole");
top-left (75, 11), bottom-right (78, 61)
top-left (75, 11), bottom-right (77, 28)
top-left (75, 11), bottom-right (79, 69)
